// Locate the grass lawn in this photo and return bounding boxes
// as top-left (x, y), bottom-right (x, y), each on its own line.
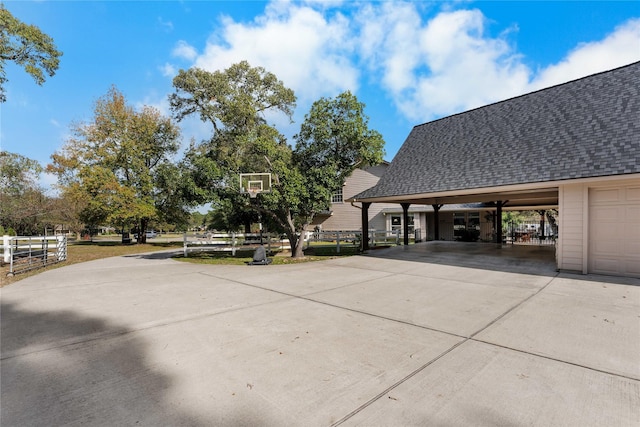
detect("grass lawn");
top-left (1, 241), bottom-right (359, 287)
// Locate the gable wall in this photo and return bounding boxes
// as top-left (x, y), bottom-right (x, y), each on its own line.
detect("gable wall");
top-left (315, 167), bottom-right (396, 231)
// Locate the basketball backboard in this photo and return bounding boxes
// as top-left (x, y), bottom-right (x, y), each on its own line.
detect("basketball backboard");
top-left (240, 173), bottom-right (271, 198)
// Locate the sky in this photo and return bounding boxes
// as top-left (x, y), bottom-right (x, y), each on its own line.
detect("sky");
top-left (1, 0), bottom-right (639, 191)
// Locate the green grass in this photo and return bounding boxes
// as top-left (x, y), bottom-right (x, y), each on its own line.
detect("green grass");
top-left (174, 245), bottom-right (360, 265)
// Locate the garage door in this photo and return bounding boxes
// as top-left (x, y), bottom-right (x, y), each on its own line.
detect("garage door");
top-left (589, 184), bottom-right (640, 277)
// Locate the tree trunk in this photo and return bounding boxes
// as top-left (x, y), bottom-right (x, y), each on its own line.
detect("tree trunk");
top-left (291, 224), bottom-right (308, 258)
top-left (139, 219), bottom-right (148, 244)
top-left (292, 236), bottom-right (305, 258)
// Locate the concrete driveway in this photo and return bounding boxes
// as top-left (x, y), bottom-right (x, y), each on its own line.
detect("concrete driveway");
top-left (1, 242), bottom-right (639, 426)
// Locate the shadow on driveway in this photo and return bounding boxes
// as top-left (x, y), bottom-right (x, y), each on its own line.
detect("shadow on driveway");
top-left (0, 303), bottom-right (209, 425)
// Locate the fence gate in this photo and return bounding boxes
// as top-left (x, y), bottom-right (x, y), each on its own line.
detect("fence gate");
top-left (2, 235), bottom-right (68, 276)
top-left (505, 222), bottom-right (556, 246)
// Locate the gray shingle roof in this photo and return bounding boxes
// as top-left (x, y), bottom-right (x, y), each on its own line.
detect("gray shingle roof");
top-left (356, 62), bottom-right (640, 201)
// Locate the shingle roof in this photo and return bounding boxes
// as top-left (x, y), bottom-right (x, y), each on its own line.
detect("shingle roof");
top-left (356, 62), bottom-right (640, 201)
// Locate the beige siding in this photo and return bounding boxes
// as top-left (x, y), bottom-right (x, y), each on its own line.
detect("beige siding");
top-left (558, 183), bottom-right (586, 273)
top-left (558, 177), bottom-right (640, 277)
top-left (314, 166), bottom-right (396, 231)
top-left (588, 180), bottom-right (640, 277)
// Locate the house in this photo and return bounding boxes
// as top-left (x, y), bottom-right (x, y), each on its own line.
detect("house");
top-left (379, 202), bottom-right (559, 243)
top-left (311, 163), bottom-right (397, 231)
top-left (352, 62), bottom-right (640, 278)
top-left (379, 203), bottom-right (497, 242)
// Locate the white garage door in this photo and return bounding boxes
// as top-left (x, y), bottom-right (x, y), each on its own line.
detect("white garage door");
top-left (589, 184), bottom-right (640, 277)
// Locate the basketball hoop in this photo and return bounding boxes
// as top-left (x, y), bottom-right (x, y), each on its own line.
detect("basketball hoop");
top-left (240, 173), bottom-right (271, 198)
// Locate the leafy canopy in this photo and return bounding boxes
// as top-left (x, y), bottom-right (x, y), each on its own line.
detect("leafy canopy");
top-left (49, 87), bottom-right (184, 239)
top-left (0, 5), bottom-right (62, 102)
top-left (0, 151), bottom-right (52, 235)
top-left (171, 61), bottom-right (385, 256)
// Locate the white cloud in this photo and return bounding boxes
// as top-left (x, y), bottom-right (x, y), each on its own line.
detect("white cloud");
top-left (172, 40), bottom-right (198, 61)
top-left (356, 5), bottom-right (530, 121)
top-left (354, 3), bottom-right (639, 122)
top-left (174, 0), bottom-right (639, 127)
top-left (50, 119), bottom-right (61, 128)
top-left (159, 62), bottom-right (177, 78)
top-left (193, 2), bottom-right (358, 103)
top-left (529, 18), bottom-right (640, 90)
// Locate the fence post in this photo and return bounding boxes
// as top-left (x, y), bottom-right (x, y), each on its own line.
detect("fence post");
top-left (57, 235), bottom-right (67, 261)
top-left (183, 232), bottom-right (187, 257)
top-left (232, 232), bottom-right (236, 256)
top-left (43, 238), bottom-right (48, 266)
top-left (336, 231), bottom-right (340, 254)
top-left (3, 235), bottom-right (10, 264)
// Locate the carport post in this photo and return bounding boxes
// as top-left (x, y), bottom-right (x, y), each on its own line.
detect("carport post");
top-left (432, 204), bottom-right (443, 240)
top-left (361, 202), bottom-right (371, 251)
top-left (401, 203), bottom-right (411, 245)
top-left (496, 201), bottom-right (508, 244)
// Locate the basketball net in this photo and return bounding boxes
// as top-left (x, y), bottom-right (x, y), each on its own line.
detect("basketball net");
top-left (248, 190), bottom-right (259, 199)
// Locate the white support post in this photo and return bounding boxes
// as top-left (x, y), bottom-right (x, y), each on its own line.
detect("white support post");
top-left (3, 235), bottom-right (10, 264)
top-left (183, 232), bottom-right (188, 257)
top-left (56, 235), bottom-right (67, 261)
top-left (231, 232), bottom-right (236, 256)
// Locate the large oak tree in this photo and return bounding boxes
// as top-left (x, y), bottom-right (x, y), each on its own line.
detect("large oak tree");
top-left (49, 87), bottom-right (185, 242)
top-left (171, 61), bottom-right (384, 257)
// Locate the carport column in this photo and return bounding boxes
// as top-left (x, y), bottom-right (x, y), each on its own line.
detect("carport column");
top-left (432, 204), bottom-right (443, 240)
top-left (361, 202), bottom-right (371, 251)
top-left (401, 203), bottom-right (411, 246)
top-left (496, 201), bottom-right (507, 244)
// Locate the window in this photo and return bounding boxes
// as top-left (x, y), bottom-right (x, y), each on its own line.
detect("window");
top-left (453, 211), bottom-right (480, 241)
top-left (331, 188), bottom-right (343, 203)
top-left (453, 213), bottom-right (466, 238)
top-left (391, 215), bottom-right (402, 231)
top-left (390, 215), bottom-right (416, 233)
top-left (468, 212), bottom-right (480, 231)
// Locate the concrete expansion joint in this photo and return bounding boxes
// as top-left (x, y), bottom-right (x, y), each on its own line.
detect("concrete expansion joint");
top-left (331, 272), bottom-right (562, 426)
top-left (468, 338), bottom-right (640, 382)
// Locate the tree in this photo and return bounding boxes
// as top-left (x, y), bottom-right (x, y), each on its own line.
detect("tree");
top-left (48, 86), bottom-right (186, 243)
top-left (171, 62), bottom-right (384, 257)
top-left (0, 151), bottom-right (52, 235)
top-left (0, 5), bottom-right (62, 102)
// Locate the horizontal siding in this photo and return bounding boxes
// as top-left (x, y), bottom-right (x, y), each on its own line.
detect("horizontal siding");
top-left (315, 165), bottom-right (397, 231)
top-left (558, 184), bottom-right (584, 272)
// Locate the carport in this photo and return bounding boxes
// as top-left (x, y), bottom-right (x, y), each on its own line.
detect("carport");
top-left (351, 62), bottom-right (640, 278)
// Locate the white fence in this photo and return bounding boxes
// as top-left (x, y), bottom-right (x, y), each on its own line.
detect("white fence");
top-left (2, 235), bottom-right (68, 276)
top-left (183, 229), bottom-right (426, 257)
top-left (183, 232), bottom-right (290, 257)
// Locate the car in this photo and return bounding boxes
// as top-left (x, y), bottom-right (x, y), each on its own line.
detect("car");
top-left (145, 231), bottom-right (158, 239)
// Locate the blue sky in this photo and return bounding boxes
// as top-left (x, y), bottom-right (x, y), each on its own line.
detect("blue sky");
top-left (1, 1), bottom-right (639, 191)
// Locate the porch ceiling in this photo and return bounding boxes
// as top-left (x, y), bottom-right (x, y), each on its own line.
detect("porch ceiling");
top-left (354, 188), bottom-right (559, 210)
